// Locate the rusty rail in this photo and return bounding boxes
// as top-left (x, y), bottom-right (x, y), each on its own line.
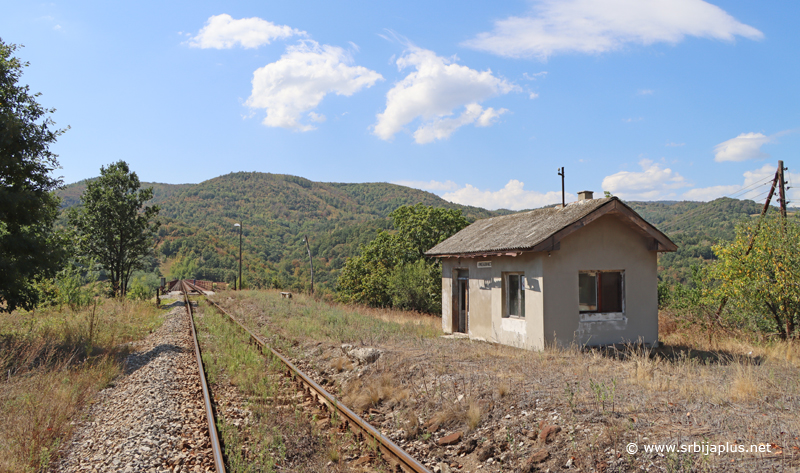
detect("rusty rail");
top-left (180, 280), bottom-right (226, 473)
top-left (197, 291), bottom-right (431, 473)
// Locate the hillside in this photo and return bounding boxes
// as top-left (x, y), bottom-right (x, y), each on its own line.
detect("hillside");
top-left (58, 172), bottom-right (499, 292)
top-left (57, 172), bottom-right (773, 292)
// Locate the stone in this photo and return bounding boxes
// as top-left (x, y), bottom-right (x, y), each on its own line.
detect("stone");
top-left (437, 432), bottom-right (462, 446)
top-left (348, 347), bottom-right (382, 365)
top-left (457, 438), bottom-right (478, 455)
top-left (539, 424), bottom-right (561, 444)
top-left (477, 444), bottom-right (496, 462)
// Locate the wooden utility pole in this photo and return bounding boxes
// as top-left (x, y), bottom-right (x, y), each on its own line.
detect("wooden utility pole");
top-left (714, 161), bottom-right (786, 322)
top-left (778, 160), bottom-right (787, 218)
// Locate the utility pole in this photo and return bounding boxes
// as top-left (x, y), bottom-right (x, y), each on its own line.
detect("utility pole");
top-left (778, 160), bottom-right (787, 218)
top-left (234, 222), bottom-right (243, 290)
top-left (714, 160), bottom-right (785, 322)
top-left (303, 235), bottom-right (314, 295)
top-left (557, 167), bottom-right (565, 207)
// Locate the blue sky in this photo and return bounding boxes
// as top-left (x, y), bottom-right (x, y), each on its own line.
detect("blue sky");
top-left (3, 1), bottom-right (799, 209)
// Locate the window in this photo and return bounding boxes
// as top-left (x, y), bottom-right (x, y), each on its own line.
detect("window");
top-left (579, 271), bottom-right (623, 313)
top-left (504, 273), bottom-right (525, 318)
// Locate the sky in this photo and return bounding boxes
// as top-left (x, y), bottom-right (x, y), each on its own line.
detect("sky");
top-left (3, 0), bottom-right (799, 210)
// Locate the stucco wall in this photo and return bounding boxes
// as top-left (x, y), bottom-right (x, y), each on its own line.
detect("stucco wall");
top-left (438, 211), bottom-right (659, 350)
top-left (542, 214), bottom-right (658, 347)
top-left (440, 254), bottom-right (545, 349)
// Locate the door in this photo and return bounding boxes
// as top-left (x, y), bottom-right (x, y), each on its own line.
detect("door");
top-left (455, 270), bottom-right (469, 333)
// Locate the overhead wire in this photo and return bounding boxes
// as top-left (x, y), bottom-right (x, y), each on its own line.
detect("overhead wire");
top-left (659, 173), bottom-right (778, 232)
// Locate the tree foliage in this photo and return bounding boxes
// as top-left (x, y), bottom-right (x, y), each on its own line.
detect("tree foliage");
top-left (0, 39), bottom-right (68, 312)
top-left (69, 161), bottom-right (160, 297)
top-left (708, 213), bottom-right (800, 339)
top-left (337, 204), bottom-right (469, 312)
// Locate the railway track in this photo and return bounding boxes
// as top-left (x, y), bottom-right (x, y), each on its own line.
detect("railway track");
top-left (180, 280), bottom-right (226, 473)
top-left (177, 279), bottom-right (430, 473)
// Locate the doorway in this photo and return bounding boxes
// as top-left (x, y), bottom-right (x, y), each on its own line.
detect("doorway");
top-left (454, 269), bottom-right (468, 333)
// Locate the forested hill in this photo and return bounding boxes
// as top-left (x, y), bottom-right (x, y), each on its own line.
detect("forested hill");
top-left (56, 172), bottom-right (774, 292)
top-left (57, 172), bottom-right (497, 292)
top-left (628, 198), bottom-right (764, 283)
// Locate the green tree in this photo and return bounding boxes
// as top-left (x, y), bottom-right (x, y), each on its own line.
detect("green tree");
top-left (708, 213), bottom-right (800, 339)
top-left (0, 40), bottom-right (68, 312)
top-left (337, 204), bottom-right (468, 312)
top-left (69, 161), bottom-right (160, 297)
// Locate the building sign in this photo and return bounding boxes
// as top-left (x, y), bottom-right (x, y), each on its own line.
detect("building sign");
top-left (477, 261), bottom-right (492, 268)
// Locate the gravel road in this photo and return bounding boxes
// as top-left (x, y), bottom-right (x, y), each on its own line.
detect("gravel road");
top-left (57, 304), bottom-right (215, 473)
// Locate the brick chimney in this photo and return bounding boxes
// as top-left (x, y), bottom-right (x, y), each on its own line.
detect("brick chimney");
top-left (578, 190), bottom-right (594, 201)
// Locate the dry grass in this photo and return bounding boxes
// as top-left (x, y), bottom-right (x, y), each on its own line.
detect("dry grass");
top-left (223, 292), bottom-right (800, 471)
top-left (0, 299), bottom-right (163, 472)
top-left (465, 401), bottom-right (482, 431)
top-left (330, 356), bottom-right (352, 373)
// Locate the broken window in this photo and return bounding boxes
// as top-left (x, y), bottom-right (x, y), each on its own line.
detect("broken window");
top-left (579, 271), bottom-right (623, 313)
top-left (504, 273), bottom-right (525, 318)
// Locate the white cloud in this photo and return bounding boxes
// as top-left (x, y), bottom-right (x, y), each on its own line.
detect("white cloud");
top-left (602, 159), bottom-right (689, 200)
top-left (463, 0), bottom-right (763, 60)
top-left (412, 104), bottom-right (509, 144)
top-left (523, 71), bottom-right (548, 80)
top-left (665, 142), bottom-right (685, 147)
top-left (373, 47), bottom-right (518, 143)
top-left (246, 41), bottom-right (383, 131)
top-left (529, 92), bottom-right (539, 99)
top-left (637, 89), bottom-right (654, 95)
top-left (713, 132), bottom-right (774, 162)
top-left (442, 180), bottom-right (570, 210)
top-left (308, 112), bottom-right (326, 123)
top-left (393, 180), bottom-right (459, 192)
top-left (682, 164), bottom-right (800, 204)
top-left (622, 117), bottom-right (643, 123)
top-left (189, 14), bottom-right (304, 49)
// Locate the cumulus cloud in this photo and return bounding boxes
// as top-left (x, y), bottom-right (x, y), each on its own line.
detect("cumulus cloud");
top-left (442, 180), bottom-right (569, 210)
top-left (602, 159), bottom-right (689, 200)
top-left (463, 0), bottom-right (763, 60)
top-left (245, 41), bottom-right (383, 131)
top-left (682, 164), bottom-right (800, 204)
top-left (393, 180), bottom-right (459, 192)
top-left (713, 132), bottom-right (775, 162)
top-left (412, 104), bottom-right (508, 144)
top-left (373, 47), bottom-right (518, 143)
top-left (189, 14), bottom-right (304, 49)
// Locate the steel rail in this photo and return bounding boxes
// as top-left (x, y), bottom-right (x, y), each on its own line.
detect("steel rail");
top-left (199, 294), bottom-right (430, 473)
top-left (181, 280), bottom-right (227, 473)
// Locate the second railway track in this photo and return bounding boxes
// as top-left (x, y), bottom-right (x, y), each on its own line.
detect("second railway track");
top-left (179, 280), bottom-right (430, 473)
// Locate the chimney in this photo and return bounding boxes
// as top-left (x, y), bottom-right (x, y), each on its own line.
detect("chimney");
top-left (578, 190), bottom-right (594, 201)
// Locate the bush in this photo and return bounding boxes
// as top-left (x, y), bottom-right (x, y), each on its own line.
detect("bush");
top-left (127, 272), bottom-right (160, 301)
top-left (387, 259), bottom-right (441, 314)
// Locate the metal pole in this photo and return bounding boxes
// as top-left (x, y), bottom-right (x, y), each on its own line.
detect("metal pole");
top-left (304, 235), bottom-right (314, 295)
top-left (238, 222), bottom-right (243, 291)
top-left (557, 167), bottom-right (565, 207)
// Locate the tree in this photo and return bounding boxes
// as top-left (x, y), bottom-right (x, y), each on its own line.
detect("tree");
top-left (0, 40), bottom-right (68, 312)
top-left (708, 213), bottom-right (800, 339)
top-left (69, 161), bottom-right (160, 297)
top-left (337, 204), bottom-right (469, 312)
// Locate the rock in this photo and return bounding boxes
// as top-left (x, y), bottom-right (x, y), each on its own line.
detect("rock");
top-left (436, 462), bottom-right (452, 473)
top-left (477, 444), bottom-right (496, 462)
top-left (348, 347), bottom-right (382, 365)
top-left (437, 432), bottom-right (462, 446)
top-left (538, 424), bottom-right (561, 444)
top-left (457, 438), bottom-right (478, 455)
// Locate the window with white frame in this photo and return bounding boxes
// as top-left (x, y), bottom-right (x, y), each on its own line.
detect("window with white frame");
top-left (579, 271), bottom-right (624, 313)
top-left (504, 273), bottom-right (525, 318)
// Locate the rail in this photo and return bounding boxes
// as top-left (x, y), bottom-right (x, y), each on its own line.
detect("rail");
top-left (186, 284), bottom-right (430, 473)
top-left (180, 280), bottom-right (226, 473)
